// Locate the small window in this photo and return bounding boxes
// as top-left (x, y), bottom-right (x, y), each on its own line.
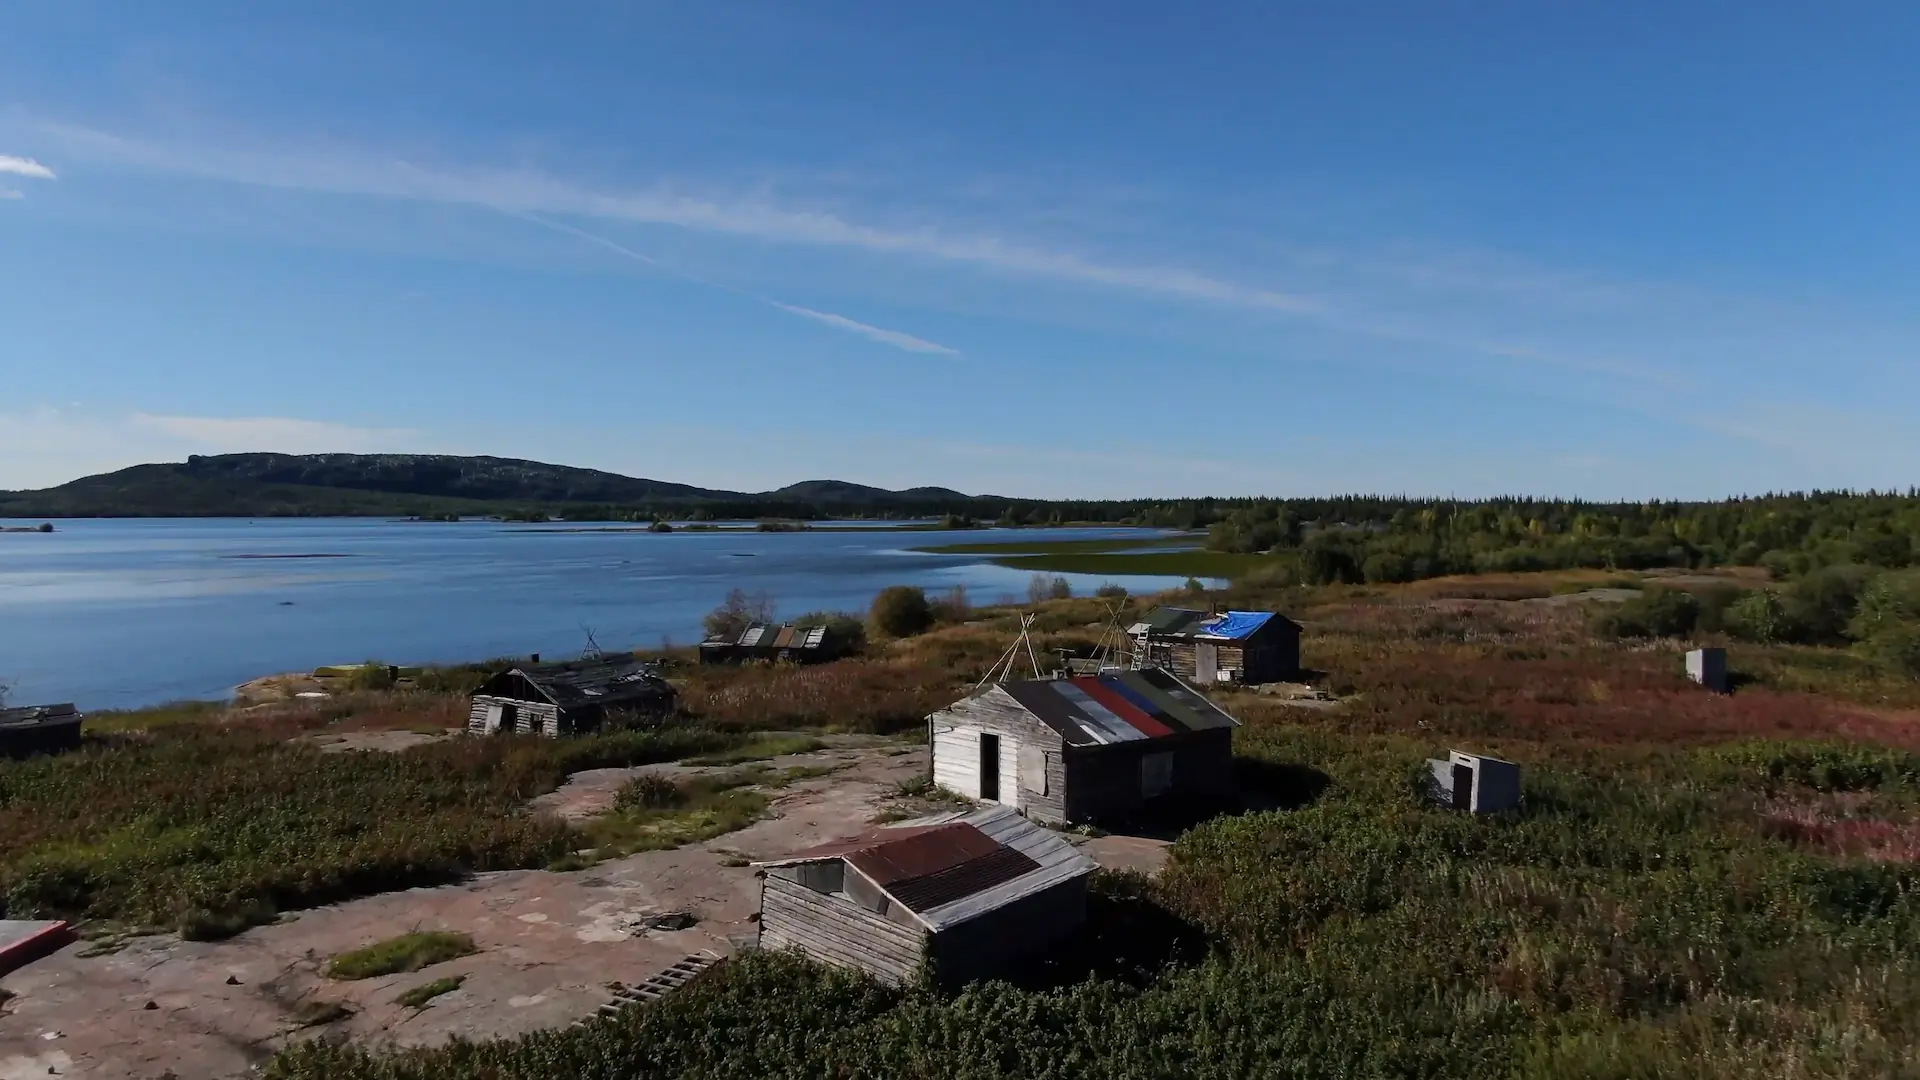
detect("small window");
top-left (1141, 752), bottom-right (1174, 798)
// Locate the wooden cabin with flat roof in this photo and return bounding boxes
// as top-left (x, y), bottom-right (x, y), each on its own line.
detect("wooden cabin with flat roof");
top-left (0, 704), bottom-right (83, 760)
top-left (468, 656), bottom-right (675, 737)
top-left (699, 622), bottom-right (849, 666)
top-left (927, 668), bottom-right (1240, 826)
top-left (755, 806), bottom-right (1097, 985)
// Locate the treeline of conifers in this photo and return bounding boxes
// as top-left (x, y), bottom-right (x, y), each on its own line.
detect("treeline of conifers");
top-left (1200, 491), bottom-right (1920, 583)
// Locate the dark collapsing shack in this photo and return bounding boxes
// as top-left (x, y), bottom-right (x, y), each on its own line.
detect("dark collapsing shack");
top-left (467, 656), bottom-right (676, 737)
top-left (928, 668), bottom-right (1240, 826)
top-left (0, 704), bottom-right (83, 759)
top-left (698, 622), bottom-right (849, 666)
top-left (755, 806), bottom-right (1097, 985)
top-left (1128, 607), bottom-right (1301, 685)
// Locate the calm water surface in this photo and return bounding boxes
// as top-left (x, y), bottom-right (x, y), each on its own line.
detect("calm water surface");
top-left (0, 519), bottom-right (1194, 709)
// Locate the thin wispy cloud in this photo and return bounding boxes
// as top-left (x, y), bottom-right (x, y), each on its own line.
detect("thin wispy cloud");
top-left (8, 118), bottom-right (1857, 406)
top-left (0, 154), bottom-right (55, 179)
top-left (515, 210), bottom-right (960, 356)
top-left (770, 303), bottom-right (958, 355)
top-left (0, 189), bottom-right (22, 200)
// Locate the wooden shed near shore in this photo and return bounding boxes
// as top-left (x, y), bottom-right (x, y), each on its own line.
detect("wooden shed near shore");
top-left (698, 622), bottom-right (850, 666)
top-left (927, 668), bottom-right (1239, 826)
top-left (1128, 606), bottom-right (1301, 685)
top-left (0, 704), bottom-right (83, 760)
top-left (754, 806), bottom-right (1097, 985)
top-left (467, 656), bottom-right (675, 738)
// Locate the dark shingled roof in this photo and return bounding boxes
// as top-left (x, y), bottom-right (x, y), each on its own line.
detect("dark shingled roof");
top-left (0, 704), bottom-right (81, 730)
top-left (494, 656), bottom-right (675, 710)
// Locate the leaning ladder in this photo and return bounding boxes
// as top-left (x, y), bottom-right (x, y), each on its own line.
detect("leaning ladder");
top-left (575, 949), bottom-right (725, 1027)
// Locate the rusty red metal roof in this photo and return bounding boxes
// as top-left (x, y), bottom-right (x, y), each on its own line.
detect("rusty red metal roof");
top-left (882, 846), bottom-right (1041, 913)
top-left (772, 822), bottom-right (958, 864)
top-left (843, 823), bottom-right (1001, 887)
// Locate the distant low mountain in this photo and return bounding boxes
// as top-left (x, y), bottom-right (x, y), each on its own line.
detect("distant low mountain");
top-left (768, 479), bottom-right (974, 504)
top-left (0, 452), bottom-right (988, 518)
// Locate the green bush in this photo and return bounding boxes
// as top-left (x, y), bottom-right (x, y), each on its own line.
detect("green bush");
top-left (614, 774), bottom-right (686, 811)
top-left (1592, 587), bottom-right (1700, 639)
top-left (1724, 588), bottom-right (1791, 643)
top-left (868, 586), bottom-right (933, 638)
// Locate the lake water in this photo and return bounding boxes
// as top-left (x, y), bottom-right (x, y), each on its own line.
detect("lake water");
top-left (0, 519), bottom-right (1199, 710)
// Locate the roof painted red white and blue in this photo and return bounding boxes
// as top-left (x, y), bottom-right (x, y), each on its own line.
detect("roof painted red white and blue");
top-left (996, 668), bottom-right (1240, 747)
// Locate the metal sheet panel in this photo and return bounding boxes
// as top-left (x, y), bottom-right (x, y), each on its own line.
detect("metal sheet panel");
top-left (1070, 677), bottom-right (1177, 738)
top-left (1098, 678), bottom-right (1193, 734)
top-left (1051, 682), bottom-right (1148, 743)
top-left (881, 846), bottom-right (1042, 914)
top-left (844, 823), bottom-right (1001, 886)
top-left (1124, 669), bottom-right (1239, 731)
top-left (1001, 681), bottom-right (1104, 746)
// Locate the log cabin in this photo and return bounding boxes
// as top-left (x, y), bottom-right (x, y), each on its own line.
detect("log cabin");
top-left (1127, 606), bottom-right (1301, 685)
top-left (467, 656), bottom-right (675, 737)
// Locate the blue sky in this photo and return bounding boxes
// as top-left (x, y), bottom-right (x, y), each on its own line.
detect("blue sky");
top-left (2, 2), bottom-right (1917, 499)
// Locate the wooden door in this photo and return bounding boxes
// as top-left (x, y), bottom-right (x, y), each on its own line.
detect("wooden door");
top-left (1195, 643), bottom-right (1218, 684)
top-left (979, 734), bottom-right (1001, 801)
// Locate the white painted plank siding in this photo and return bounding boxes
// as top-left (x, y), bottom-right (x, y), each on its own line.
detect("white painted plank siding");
top-left (932, 725), bottom-right (981, 799)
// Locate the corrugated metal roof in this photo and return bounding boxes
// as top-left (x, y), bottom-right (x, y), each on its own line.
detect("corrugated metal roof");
top-left (845, 823), bottom-right (1001, 886)
top-left (756, 807), bottom-right (1096, 931)
top-left (882, 846), bottom-right (1042, 913)
top-left (997, 670), bottom-right (1239, 744)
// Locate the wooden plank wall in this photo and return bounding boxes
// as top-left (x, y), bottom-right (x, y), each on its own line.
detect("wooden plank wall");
top-left (929, 692), bottom-right (1068, 822)
top-left (758, 875), bottom-right (928, 985)
top-left (929, 876), bottom-right (1089, 984)
top-left (1064, 728), bottom-right (1234, 822)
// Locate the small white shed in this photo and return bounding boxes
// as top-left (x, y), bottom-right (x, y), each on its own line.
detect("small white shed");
top-left (1686, 648), bottom-right (1729, 693)
top-left (1425, 750), bottom-right (1520, 814)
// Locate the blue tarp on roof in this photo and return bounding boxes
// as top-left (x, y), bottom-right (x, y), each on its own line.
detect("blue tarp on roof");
top-left (1197, 611), bottom-right (1275, 640)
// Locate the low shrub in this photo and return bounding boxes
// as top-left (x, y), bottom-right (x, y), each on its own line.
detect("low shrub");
top-left (395, 976), bottom-right (465, 1009)
top-left (328, 931), bottom-right (476, 980)
top-left (868, 586), bottom-right (934, 638)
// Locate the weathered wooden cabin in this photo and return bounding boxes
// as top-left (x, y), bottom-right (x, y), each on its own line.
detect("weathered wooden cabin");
top-left (0, 704), bottom-right (83, 760)
top-left (698, 622), bottom-right (848, 666)
top-left (1128, 607), bottom-right (1301, 685)
top-left (467, 656), bottom-right (676, 737)
top-left (755, 806), bottom-right (1097, 985)
top-left (927, 669), bottom-right (1240, 825)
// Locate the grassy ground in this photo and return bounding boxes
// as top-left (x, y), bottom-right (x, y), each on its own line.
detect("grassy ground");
top-left (395, 976), bottom-right (466, 1009)
top-left (329, 932), bottom-right (476, 980)
top-left (0, 706), bottom-right (734, 935)
top-left (257, 576), bottom-right (1920, 1080)
top-left (573, 772), bottom-right (774, 861)
top-left (910, 535), bottom-right (1198, 556)
top-left (11, 570), bottom-right (1920, 1077)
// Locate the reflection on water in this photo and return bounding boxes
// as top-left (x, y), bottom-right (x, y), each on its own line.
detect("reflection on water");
top-left (0, 519), bottom-right (1199, 709)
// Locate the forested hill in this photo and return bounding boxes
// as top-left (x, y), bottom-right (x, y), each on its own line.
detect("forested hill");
top-left (0, 453), bottom-right (994, 519)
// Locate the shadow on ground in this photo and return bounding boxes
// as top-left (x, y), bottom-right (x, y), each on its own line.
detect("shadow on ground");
top-left (999, 871), bottom-right (1211, 991)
